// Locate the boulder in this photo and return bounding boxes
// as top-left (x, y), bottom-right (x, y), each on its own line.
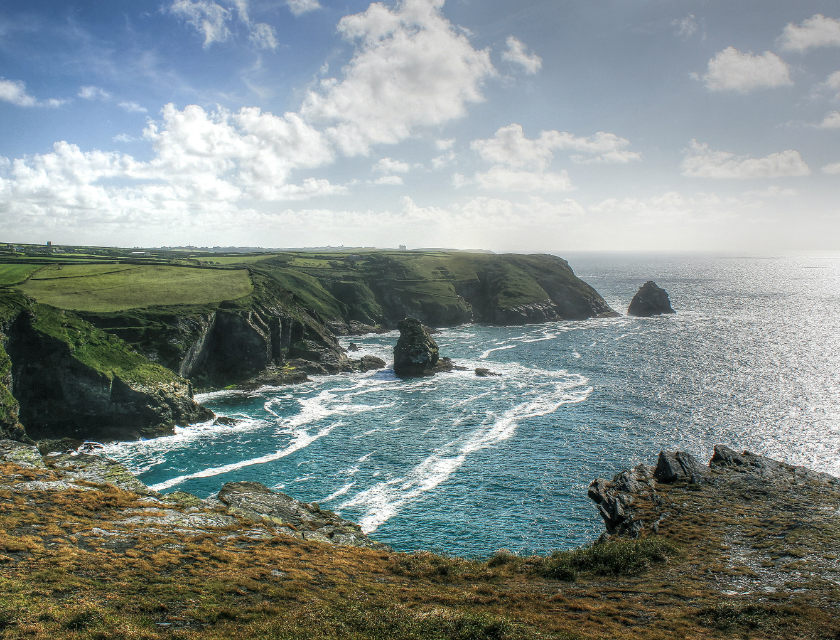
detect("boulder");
top-left (393, 318), bottom-right (440, 376)
top-left (357, 355), bottom-right (386, 372)
top-left (627, 281), bottom-right (675, 317)
top-left (654, 451), bottom-right (707, 484)
top-left (475, 368), bottom-right (501, 377)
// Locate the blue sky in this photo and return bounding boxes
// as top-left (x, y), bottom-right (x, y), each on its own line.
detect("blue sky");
top-left (1, 0), bottom-right (839, 251)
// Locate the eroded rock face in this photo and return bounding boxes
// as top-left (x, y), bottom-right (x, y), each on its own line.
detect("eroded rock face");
top-left (588, 446), bottom-right (840, 540)
top-left (218, 481), bottom-right (389, 549)
top-left (627, 281), bottom-right (675, 317)
top-left (6, 313), bottom-right (213, 442)
top-left (393, 318), bottom-right (440, 377)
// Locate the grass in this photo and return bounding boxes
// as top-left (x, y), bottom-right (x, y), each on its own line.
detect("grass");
top-left (0, 264), bottom-right (42, 286)
top-left (0, 453), bottom-right (839, 640)
top-left (18, 265), bottom-right (253, 312)
top-left (534, 538), bottom-right (679, 581)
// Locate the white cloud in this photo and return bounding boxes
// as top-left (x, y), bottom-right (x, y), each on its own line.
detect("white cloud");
top-left (814, 70), bottom-right (840, 99)
top-left (0, 78), bottom-right (39, 107)
top-left (170, 0), bottom-right (231, 48)
top-left (474, 165), bottom-right (572, 192)
top-left (682, 140), bottom-right (810, 179)
top-left (471, 124), bottom-right (553, 169)
top-left (112, 134), bottom-right (137, 143)
top-left (822, 162), bottom-right (840, 174)
top-left (502, 36), bottom-right (542, 74)
top-left (78, 86), bottom-right (112, 100)
top-left (779, 14), bottom-right (840, 52)
top-left (372, 175), bottom-right (404, 185)
top-left (435, 138), bottom-right (455, 151)
top-left (471, 124), bottom-right (640, 168)
top-left (673, 15), bottom-right (698, 39)
top-left (249, 23), bottom-right (278, 49)
top-left (287, 0), bottom-right (322, 16)
top-left (743, 186), bottom-right (798, 197)
top-left (373, 157), bottom-right (411, 174)
top-left (701, 47), bottom-right (792, 93)
top-left (119, 101), bottom-right (148, 113)
top-left (431, 151), bottom-right (455, 169)
top-left (300, 0), bottom-right (495, 155)
top-left (819, 111), bottom-right (840, 128)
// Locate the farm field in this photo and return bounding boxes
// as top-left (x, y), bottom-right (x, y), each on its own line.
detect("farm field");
top-left (17, 264), bottom-right (253, 312)
top-left (0, 264), bottom-right (42, 286)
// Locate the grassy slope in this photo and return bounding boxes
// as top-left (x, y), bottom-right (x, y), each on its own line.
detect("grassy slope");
top-left (0, 290), bottom-right (183, 389)
top-left (0, 265), bottom-right (42, 286)
top-left (0, 459), bottom-right (836, 640)
top-left (18, 265), bottom-right (253, 313)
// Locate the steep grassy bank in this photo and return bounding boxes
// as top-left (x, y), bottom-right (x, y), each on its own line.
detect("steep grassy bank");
top-left (0, 291), bottom-right (211, 443)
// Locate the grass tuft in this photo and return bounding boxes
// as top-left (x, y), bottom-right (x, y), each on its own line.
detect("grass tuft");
top-left (536, 537), bottom-right (679, 581)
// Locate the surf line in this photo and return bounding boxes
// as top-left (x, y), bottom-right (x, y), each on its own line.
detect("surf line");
top-left (148, 423), bottom-right (340, 492)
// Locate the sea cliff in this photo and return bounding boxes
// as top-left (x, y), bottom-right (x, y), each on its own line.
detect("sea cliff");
top-left (0, 250), bottom-right (617, 445)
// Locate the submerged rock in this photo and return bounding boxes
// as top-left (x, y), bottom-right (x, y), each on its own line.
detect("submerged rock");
top-left (393, 318), bottom-right (441, 377)
top-left (475, 368), bottom-right (501, 377)
top-left (627, 281), bottom-right (675, 317)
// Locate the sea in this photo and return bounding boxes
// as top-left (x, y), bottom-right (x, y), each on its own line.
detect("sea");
top-left (101, 252), bottom-right (840, 557)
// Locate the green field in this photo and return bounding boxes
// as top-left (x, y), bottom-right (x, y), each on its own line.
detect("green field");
top-left (0, 264), bottom-right (42, 286)
top-left (18, 265), bottom-right (253, 312)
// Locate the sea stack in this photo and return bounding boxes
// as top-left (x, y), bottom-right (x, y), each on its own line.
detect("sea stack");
top-left (393, 318), bottom-right (440, 376)
top-left (627, 281), bottom-right (675, 317)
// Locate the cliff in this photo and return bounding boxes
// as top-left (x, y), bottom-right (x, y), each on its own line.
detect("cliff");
top-left (250, 251), bottom-right (618, 329)
top-left (0, 291), bottom-right (212, 443)
top-left (0, 440), bottom-right (836, 639)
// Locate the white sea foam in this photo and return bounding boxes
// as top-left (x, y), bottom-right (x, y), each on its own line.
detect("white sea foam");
top-left (148, 422), bottom-right (340, 491)
top-left (322, 482), bottom-right (356, 502)
top-left (338, 378), bottom-right (592, 533)
top-left (479, 344), bottom-right (517, 359)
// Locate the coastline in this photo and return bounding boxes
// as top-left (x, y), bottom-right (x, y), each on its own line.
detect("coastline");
top-left (1, 439), bottom-right (837, 638)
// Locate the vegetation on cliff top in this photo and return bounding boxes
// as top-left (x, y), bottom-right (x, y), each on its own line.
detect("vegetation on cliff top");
top-left (18, 264), bottom-right (253, 313)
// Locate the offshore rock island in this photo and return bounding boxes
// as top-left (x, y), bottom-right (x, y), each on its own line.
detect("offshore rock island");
top-left (0, 246), bottom-right (617, 446)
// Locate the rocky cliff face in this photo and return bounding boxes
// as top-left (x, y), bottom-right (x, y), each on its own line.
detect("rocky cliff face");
top-left (5, 309), bottom-right (212, 442)
top-left (627, 281), bottom-right (675, 317)
top-left (0, 293), bottom-right (213, 444)
top-left (79, 274), bottom-right (355, 390)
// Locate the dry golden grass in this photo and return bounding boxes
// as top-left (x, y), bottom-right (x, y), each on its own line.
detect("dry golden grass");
top-left (0, 460), bottom-right (836, 639)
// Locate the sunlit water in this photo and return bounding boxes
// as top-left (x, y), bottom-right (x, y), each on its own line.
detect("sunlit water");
top-left (102, 253), bottom-right (840, 557)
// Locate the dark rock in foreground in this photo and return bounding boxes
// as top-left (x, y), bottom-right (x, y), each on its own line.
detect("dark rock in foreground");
top-left (627, 281), bottom-right (675, 317)
top-left (589, 444), bottom-right (839, 539)
top-left (393, 318), bottom-right (441, 377)
top-left (0, 439), bottom-right (386, 549)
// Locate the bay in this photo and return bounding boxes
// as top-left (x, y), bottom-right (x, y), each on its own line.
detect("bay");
top-left (102, 252), bottom-right (840, 557)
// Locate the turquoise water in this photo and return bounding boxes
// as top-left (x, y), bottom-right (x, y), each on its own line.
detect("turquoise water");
top-left (103, 253), bottom-right (840, 557)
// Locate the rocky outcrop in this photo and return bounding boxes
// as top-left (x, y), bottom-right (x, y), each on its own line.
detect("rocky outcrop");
top-left (0, 301), bottom-right (213, 444)
top-left (393, 318), bottom-right (440, 377)
top-left (627, 281), bottom-right (675, 317)
top-left (475, 368), bottom-right (501, 377)
top-left (589, 445), bottom-right (840, 540)
top-left (218, 481), bottom-right (389, 549)
top-left (0, 440), bottom-right (387, 550)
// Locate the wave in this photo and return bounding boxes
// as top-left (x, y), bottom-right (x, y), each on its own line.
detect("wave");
top-left (338, 376), bottom-right (592, 533)
top-left (148, 422), bottom-right (341, 492)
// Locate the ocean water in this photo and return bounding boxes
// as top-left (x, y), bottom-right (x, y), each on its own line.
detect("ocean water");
top-left (102, 253), bottom-right (840, 557)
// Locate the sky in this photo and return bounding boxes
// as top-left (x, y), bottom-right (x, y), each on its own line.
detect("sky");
top-left (1, 0), bottom-right (839, 252)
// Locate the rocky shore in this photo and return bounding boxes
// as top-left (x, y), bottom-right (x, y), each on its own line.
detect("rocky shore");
top-left (0, 439), bottom-right (838, 638)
